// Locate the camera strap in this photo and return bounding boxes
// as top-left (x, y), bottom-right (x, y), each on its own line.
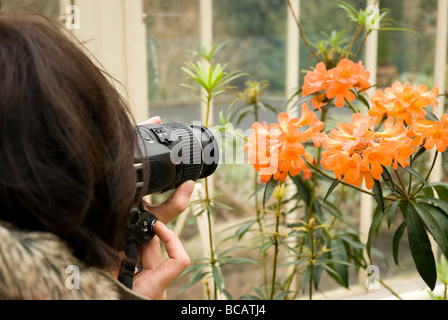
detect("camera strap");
top-left (118, 241), bottom-right (139, 290)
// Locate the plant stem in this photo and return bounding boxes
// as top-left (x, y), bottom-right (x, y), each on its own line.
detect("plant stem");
top-left (270, 198), bottom-right (282, 300)
top-left (309, 228), bottom-right (315, 301)
top-left (410, 151), bottom-right (439, 198)
top-left (307, 162), bottom-right (397, 201)
top-left (345, 98), bottom-right (359, 113)
top-left (203, 95), bottom-right (219, 300)
top-left (353, 31), bottom-right (371, 61)
top-left (394, 170), bottom-right (408, 200)
top-left (287, 0), bottom-right (321, 63)
top-left (349, 253), bottom-right (403, 300)
top-left (252, 104), bottom-right (269, 298)
top-left (346, 26), bottom-right (363, 58)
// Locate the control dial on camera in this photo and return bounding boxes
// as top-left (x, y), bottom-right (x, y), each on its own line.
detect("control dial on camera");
top-left (125, 207), bottom-right (158, 247)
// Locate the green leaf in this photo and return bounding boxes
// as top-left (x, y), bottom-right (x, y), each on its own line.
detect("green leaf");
top-left (426, 110), bottom-right (440, 121)
top-left (442, 150), bottom-right (448, 172)
top-left (404, 166), bottom-right (428, 186)
top-left (301, 265), bottom-right (313, 294)
top-left (178, 271), bottom-right (208, 294)
top-left (323, 179), bottom-right (341, 203)
top-left (373, 179), bottom-right (385, 213)
top-left (291, 174), bottom-right (324, 219)
top-left (405, 206), bottom-right (437, 290)
top-left (381, 166), bottom-right (397, 196)
top-left (259, 239), bottom-right (275, 255)
top-left (387, 199), bottom-right (401, 229)
top-left (366, 206), bottom-right (384, 260)
top-left (422, 186), bottom-right (435, 198)
top-left (413, 202), bottom-right (448, 259)
top-left (392, 221), bottom-right (406, 267)
top-left (263, 177), bottom-right (279, 211)
top-left (212, 265), bottom-right (223, 290)
top-left (219, 110), bottom-right (226, 125)
top-left (412, 146), bottom-right (427, 163)
top-left (221, 289), bottom-right (233, 300)
top-left (417, 196), bottom-right (448, 215)
top-left (235, 220), bottom-right (256, 241)
top-left (433, 185), bottom-right (448, 201)
top-left (221, 257), bottom-right (259, 266)
top-left (329, 239), bottom-right (349, 288)
top-left (207, 204), bottom-right (216, 219)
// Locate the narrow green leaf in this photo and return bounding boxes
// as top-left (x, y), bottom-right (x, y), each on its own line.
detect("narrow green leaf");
top-left (426, 110), bottom-right (440, 121)
top-left (235, 220), bottom-right (256, 241)
top-left (414, 203), bottom-right (448, 259)
top-left (412, 146), bottom-right (427, 163)
top-left (301, 265), bottom-right (312, 294)
top-left (320, 263), bottom-right (345, 287)
top-left (442, 150), bottom-right (448, 172)
top-left (274, 291), bottom-right (295, 300)
top-left (212, 265), bottom-right (223, 290)
top-left (324, 179), bottom-right (341, 203)
top-left (373, 179), bottom-right (385, 213)
top-left (178, 272), bottom-right (208, 294)
top-left (259, 239), bottom-right (275, 255)
top-left (433, 185), bottom-right (448, 201)
top-left (392, 221), bottom-right (406, 267)
top-left (221, 257), bottom-right (259, 266)
top-left (404, 166), bottom-right (428, 186)
top-left (240, 294), bottom-right (261, 300)
top-left (263, 177), bottom-right (279, 211)
top-left (381, 166), bottom-right (397, 196)
top-left (422, 186), bottom-right (435, 198)
top-left (219, 110), bottom-right (226, 125)
top-left (406, 206), bottom-right (437, 290)
top-left (387, 199), bottom-right (401, 229)
top-left (417, 196), bottom-right (448, 215)
top-left (313, 264), bottom-right (324, 290)
top-left (329, 239), bottom-right (349, 288)
top-left (207, 204), bottom-right (216, 219)
top-left (221, 289), bottom-right (233, 300)
top-left (366, 205), bottom-right (384, 260)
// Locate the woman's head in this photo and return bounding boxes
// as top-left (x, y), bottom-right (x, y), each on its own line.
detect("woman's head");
top-left (0, 12), bottom-right (139, 269)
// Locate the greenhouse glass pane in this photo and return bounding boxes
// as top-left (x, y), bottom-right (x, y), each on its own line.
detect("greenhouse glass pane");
top-left (378, 0), bottom-right (438, 88)
top-left (143, 0), bottom-right (200, 104)
top-left (1, 0), bottom-right (60, 16)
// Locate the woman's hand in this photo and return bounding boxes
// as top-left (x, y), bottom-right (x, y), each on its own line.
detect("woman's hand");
top-left (133, 180), bottom-right (194, 299)
top-left (129, 116), bottom-right (194, 300)
top-left (132, 221), bottom-right (191, 300)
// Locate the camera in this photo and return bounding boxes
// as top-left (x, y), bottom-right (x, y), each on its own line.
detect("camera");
top-left (119, 122), bottom-right (219, 288)
top-left (125, 123), bottom-right (219, 247)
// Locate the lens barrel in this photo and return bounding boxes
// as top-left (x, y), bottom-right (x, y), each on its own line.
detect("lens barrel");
top-left (135, 123), bottom-right (219, 195)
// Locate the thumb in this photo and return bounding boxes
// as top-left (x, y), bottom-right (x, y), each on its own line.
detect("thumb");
top-left (144, 180), bottom-right (195, 224)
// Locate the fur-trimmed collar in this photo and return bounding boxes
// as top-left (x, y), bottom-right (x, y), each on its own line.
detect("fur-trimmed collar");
top-left (0, 222), bottom-right (147, 300)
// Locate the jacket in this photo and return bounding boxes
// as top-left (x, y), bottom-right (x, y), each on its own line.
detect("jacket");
top-left (0, 222), bottom-right (147, 300)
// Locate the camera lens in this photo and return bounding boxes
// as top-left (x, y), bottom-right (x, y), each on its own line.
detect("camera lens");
top-left (135, 123), bottom-right (219, 195)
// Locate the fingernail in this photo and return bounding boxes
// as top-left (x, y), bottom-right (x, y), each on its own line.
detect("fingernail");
top-left (182, 180), bottom-right (195, 196)
top-left (148, 116), bottom-right (161, 123)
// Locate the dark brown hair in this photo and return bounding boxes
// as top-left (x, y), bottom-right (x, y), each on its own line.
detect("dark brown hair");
top-left (0, 12), bottom-right (139, 270)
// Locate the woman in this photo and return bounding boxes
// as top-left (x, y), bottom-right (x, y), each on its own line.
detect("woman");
top-left (0, 12), bottom-right (192, 299)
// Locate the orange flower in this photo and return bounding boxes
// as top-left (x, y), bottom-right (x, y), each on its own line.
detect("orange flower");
top-left (410, 115), bottom-right (448, 152)
top-left (245, 105), bottom-right (323, 183)
top-left (369, 82), bottom-right (439, 125)
top-left (319, 113), bottom-right (415, 190)
top-left (302, 62), bottom-right (329, 96)
top-left (245, 121), bottom-right (281, 182)
top-left (326, 81), bottom-right (356, 108)
top-left (302, 59), bottom-right (371, 110)
top-left (330, 59), bottom-right (370, 88)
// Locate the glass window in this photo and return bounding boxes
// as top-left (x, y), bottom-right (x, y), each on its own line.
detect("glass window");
top-left (1, 0), bottom-right (60, 16)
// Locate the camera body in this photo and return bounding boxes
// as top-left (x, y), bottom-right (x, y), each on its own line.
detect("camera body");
top-left (126, 122), bottom-right (219, 247)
